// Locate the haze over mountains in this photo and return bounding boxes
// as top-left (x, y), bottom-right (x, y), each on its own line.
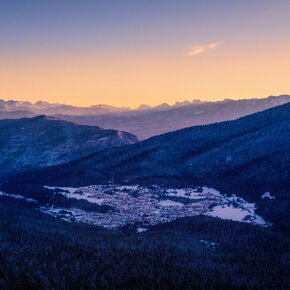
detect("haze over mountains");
top-left (0, 98), bottom-right (206, 116)
top-left (1, 95), bottom-right (290, 139)
top-left (0, 99), bottom-right (129, 117)
top-left (59, 95), bottom-right (290, 139)
top-left (0, 116), bottom-right (138, 177)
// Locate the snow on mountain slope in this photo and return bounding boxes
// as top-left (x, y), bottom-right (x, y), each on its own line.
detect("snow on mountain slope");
top-left (0, 115), bottom-right (138, 177)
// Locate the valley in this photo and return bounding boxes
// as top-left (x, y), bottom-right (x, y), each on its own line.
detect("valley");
top-left (1, 184), bottom-right (270, 230)
top-left (2, 103), bottom-right (289, 233)
top-left (2, 1), bottom-right (290, 288)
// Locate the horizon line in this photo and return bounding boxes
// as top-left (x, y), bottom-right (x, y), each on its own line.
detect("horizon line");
top-left (0, 93), bottom-right (289, 110)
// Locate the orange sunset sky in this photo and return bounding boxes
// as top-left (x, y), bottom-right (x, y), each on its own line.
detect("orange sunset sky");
top-left (1, 1), bottom-right (290, 108)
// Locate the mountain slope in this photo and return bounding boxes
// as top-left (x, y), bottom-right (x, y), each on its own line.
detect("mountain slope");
top-left (0, 115), bottom-right (138, 177)
top-left (57, 95), bottom-right (290, 139)
top-left (4, 103), bottom-right (289, 231)
top-left (10, 103), bottom-right (289, 192)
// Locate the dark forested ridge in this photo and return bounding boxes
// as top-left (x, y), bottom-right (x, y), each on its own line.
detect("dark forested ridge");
top-left (0, 199), bottom-right (289, 290)
top-left (0, 115), bottom-right (138, 177)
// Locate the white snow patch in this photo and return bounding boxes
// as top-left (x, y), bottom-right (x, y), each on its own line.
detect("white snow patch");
top-left (137, 227), bottom-right (148, 233)
top-left (200, 240), bottom-right (220, 248)
top-left (261, 192), bottom-right (275, 200)
top-left (44, 186), bottom-right (77, 194)
top-left (159, 200), bottom-right (184, 207)
top-left (206, 204), bottom-right (269, 227)
top-left (166, 186), bottom-right (222, 200)
top-left (207, 205), bottom-right (249, 222)
top-left (43, 186), bottom-right (106, 205)
top-left (0, 191), bottom-right (38, 204)
top-left (98, 137), bottom-right (109, 142)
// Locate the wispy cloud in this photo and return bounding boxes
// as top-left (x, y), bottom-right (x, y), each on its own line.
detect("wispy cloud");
top-left (186, 42), bottom-right (222, 56)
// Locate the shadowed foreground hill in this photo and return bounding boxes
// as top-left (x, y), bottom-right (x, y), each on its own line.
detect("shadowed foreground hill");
top-left (0, 199), bottom-right (289, 289)
top-left (3, 103), bottom-right (290, 232)
top-left (0, 115), bottom-right (138, 177)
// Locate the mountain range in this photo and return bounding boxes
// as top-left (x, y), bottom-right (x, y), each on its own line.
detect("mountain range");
top-left (0, 115), bottom-right (138, 177)
top-left (1, 95), bottom-right (290, 139)
top-left (0, 99), bottom-right (129, 117)
top-left (58, 95), bottom-right (290, 139)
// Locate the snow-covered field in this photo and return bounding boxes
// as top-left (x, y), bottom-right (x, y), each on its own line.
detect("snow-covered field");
top-left (42, 185), bottom-right (270, 229)
top-left (0, 191), bottom-right (37, 204)
top-left (1, 185), bottom-right (271, 230)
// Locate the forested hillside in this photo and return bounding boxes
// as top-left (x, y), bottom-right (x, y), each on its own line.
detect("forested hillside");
top-left (5, 103), bottom-right (289, 193)
top-left (0, 199), bottom-right (289, 290)
top-left (0, 115), bottom-right (138, 177)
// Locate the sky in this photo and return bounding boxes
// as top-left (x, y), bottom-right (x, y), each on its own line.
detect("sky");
top-left (0, 0), bottom-right (290, 108)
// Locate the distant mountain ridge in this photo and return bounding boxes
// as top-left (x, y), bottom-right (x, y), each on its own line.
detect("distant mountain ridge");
top-left (0, 98), bottom-right (208, 115)
top-left (1, 94), bottom-right (289, 117)
top-left (0, 115), bottom-right (138, 177)
top-left (0, 99), bottom-right (130, 117)
top-left (55, 95), bottom-right (290, 139)
top-left (1, 95), bottom-right (290, 140)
